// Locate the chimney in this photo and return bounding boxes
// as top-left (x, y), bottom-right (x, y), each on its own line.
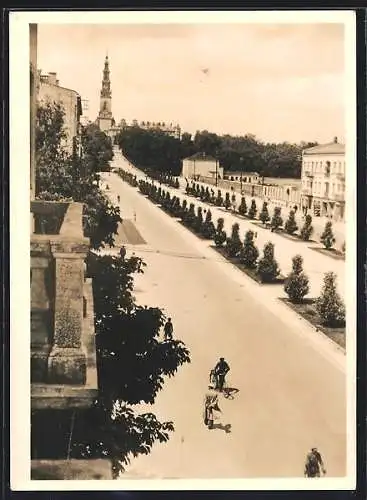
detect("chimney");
top-left (48, 72), bottom-right (57, 85)
top-left (333, 136), bottom-right (338, 143)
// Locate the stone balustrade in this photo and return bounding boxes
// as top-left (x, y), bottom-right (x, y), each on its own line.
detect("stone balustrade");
top-left (31, 201), bottom-right (98, 409)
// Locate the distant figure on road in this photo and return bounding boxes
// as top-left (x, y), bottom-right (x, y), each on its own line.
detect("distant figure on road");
top-left (164, 318), bottom-right (173, 341)
top-left (117, 195), bottom-right (120, 203)
top-left (304, 448), bottom-right (326, 478)
top-left (213, 357), bottom-right (230, 392)
top-left (203, 385), bottom-right (220, 429)
top-left (119, 245), bottom-right (126, 260)
top-left (106, 184), bottom-right (110, 190)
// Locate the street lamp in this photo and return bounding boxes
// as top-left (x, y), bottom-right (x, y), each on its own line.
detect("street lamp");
top-left (215, 150), bottom-right (219, 187)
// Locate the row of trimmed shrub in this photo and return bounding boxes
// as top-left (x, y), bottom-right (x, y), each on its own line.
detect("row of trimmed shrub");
top-left (185, 182), bottom-right (342, 252)
top-left (121, 171), bottom-right (345, 327)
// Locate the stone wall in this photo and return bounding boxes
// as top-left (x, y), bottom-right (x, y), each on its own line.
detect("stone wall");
top-left (196, 176), bottom-right (301, 207)
top-left (31, 201), bottom-right (98, 410)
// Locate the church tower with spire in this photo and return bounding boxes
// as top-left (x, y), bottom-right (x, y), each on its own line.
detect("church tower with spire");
top-left (97, 55), bottom-right (114, 132)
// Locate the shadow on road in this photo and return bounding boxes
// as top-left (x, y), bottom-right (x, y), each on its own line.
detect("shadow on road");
top-left (212, 423), bottom-right (232, 433)
top-left (223, 387), bottom-right (240, 400)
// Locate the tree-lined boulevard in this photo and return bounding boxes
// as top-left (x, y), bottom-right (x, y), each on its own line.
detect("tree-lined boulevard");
top-left (99, 150), bottom-right (346, 479)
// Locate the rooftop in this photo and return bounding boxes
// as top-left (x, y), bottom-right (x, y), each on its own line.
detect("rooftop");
top-left (225, 171), bottom-right (259, 176)
top-left (303, 137), bottom-right (345, 155)
top-left (185, 152), bottom-right (217, 162)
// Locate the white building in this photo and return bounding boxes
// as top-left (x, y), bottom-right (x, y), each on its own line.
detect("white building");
top-left (182, 152), bottom-right (224, 181)
top-left (301, 137), bottom-right (345, 220)
top-left (224, 171), bottom-right (260, 184)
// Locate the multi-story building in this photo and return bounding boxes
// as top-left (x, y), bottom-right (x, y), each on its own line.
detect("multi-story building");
top-left (224, 171), bottom-right (260, 184)
top-left (138, 120), bottom-right (181, 139)
top-left (301, 137), bottom-right (345, 220)
top-left (182, 152), bottom-right (224, 182)
top-left (38, 72), bottom-right (83, 155)
top-left (117, 119), bottom-right (181, 139)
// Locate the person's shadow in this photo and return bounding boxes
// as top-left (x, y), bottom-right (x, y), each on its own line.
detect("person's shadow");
top-left (212, 423), bottom-right (232, 433)
top-left (223, 387), bottom-right (240, 400)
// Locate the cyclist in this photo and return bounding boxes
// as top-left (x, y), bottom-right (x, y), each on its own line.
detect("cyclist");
top-left (213, 357), bottom-right (230, 392)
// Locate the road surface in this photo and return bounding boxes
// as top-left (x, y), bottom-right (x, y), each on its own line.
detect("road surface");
top-left (100, 157), bottom-right (346, 480)
top-left (110, 150), bottom-right (345, 299)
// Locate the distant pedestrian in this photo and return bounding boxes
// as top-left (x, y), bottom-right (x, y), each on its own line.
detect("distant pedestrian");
top-left (164, 318), bottom-right (173, 341)
top-left (119, 245), bottom-right (126, 260)
top-left (117, 195), bottom-right (120, 203)
top-left (304, 448), bottom-right (326, 478)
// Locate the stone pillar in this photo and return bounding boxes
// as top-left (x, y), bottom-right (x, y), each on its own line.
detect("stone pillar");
top-left (31, 254), bottom-right (51, 382)
top-left (47, 241), bottom-right (88, 385)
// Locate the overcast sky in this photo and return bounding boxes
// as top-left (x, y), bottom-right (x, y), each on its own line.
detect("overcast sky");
top-left (37, 23), bottom-right (345, 144)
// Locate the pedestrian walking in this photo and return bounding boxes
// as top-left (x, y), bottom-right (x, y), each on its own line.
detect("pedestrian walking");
top-left (304, 447), bottom-right (326, 478)
top-left (164, 318), bottom-right (173, 341)
top-left (119, 245), bottom-right (126, 260)
top-left (203, 385), bottom-right (221, 429)
top-left (117, 195), bottom-right (120, 203)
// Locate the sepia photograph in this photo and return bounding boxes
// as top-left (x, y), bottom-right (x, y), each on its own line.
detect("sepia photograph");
top-left (10, 10), bottom-right (356, 490)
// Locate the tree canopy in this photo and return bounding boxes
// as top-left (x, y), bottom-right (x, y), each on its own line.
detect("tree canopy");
top-left (116, 125), bottom-right (318, 179)
top-left (36, 101), bottom-right (121, 249)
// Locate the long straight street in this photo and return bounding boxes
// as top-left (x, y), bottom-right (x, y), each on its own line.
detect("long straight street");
top-left (112, 151), bottom-right (345, 300)
top-left (99, 154), bottom-right (346, 479)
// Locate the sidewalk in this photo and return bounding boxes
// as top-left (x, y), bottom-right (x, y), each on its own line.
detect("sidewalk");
top-left (178, 178), bottom-right (345, 249)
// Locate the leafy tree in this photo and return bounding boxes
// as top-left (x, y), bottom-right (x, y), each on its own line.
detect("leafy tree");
top-left (284, 210), bottom-right (298, 235)
top-left (320, 221), bottom-right (336, 249)
top-left (270, 206), bottom-right (283, 231)
top-left (215, 190), bottom-right (223, 207)
top-left (238, 197), bottom-right (247, 216)
top-left (186, 203), bottom-right (196, 227)
top-left (117, 127), bottom-right (182, 176)
top-left (224, 192), bottom-right (231, 210)
top-left (316, 271), bottom-right (345, 326)
top-left (248, 199), bottom-right (257, 219)
top-left (36, 101), bottom-right (75, 196)
top-left (241, 230), bottom-right (259, 268)
top-left (202, 209), bottom-right (216, 239)
top-left (257, 242), bottom-right (280, 283)
top-left (300, 214), bottom-right (314, 241)
top-left (82, 123), bottom-right (114, 174)
top-left (36, 101), bottom-right (121, 250)
top-left (284, 255), bottom-right (309, 302)
top-left (226, 222), bottom-right (243, 257)
top-left (259, 201), bottom-right (270, 225)
top-left (83, 252), bottom-right (190, 474)
top-left (214, 217), bottom-right (227, 247)
top-left (194, 206), bottom-right (204, 232)
top-left (181, 199), bottom-right (188, 219)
